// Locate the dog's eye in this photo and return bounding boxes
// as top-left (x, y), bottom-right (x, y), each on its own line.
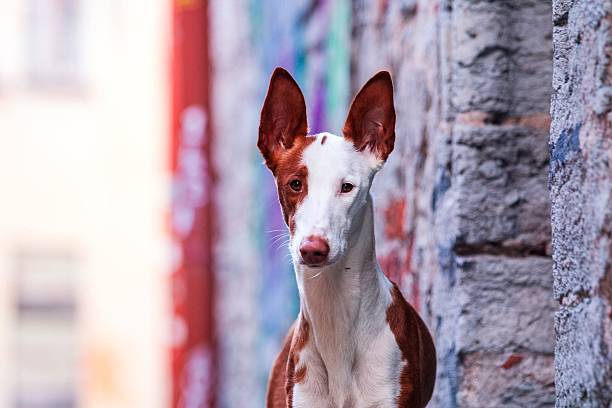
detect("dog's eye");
top-left (341, 182), bottom-right (354, 193)
top-left (289, 179), bottom-right (302, 192)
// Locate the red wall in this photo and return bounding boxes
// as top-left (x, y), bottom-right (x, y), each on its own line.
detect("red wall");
top-left (170, 0), bottom-right (216, 406)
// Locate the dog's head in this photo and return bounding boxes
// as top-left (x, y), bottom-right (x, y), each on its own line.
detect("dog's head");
top-left (258, 68), bottom-right (395, 268)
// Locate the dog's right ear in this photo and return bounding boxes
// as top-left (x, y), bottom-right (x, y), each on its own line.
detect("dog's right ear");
top-left (343, 71), bottom-right (395, 163)
top-left (258, 67), bottom-right (308, 173)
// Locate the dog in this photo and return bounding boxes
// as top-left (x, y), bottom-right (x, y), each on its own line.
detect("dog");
top-left (258, 68), bottom-right (436, 408)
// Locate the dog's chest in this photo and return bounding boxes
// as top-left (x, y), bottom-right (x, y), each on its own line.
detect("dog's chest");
top-left (292, 324), bottom-right (403, 408)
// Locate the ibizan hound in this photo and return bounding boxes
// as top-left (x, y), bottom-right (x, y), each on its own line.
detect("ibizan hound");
top-left (259, 68), bottom-right (436, 408)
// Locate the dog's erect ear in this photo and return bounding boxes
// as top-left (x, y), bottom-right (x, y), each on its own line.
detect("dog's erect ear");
top-left (343, 71), bottom-right (396, 162)
top-left (258, 67), bottom-right (308, 172)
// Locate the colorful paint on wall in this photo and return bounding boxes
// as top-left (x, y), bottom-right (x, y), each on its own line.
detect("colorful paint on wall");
top-left (210, 1), bottom-right (351, 406)
top-left (248, 0), bottom-right (351, 401)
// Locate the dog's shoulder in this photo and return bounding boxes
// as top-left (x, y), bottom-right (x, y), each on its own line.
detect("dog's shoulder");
top-left (386, 281), bottom-right (437, 407)
top-left (266, 321), bottom-right (295, 408)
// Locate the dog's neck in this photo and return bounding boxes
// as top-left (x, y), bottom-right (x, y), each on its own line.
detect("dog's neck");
top-left (292, 194), bottom-right (392, 386)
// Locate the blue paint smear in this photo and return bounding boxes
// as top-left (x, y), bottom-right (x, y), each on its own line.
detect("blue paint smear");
top-left (437, 245), bottom-right (456, 288)
top-left (551, 123), bottom-right (582, 166)
top-left (443, 345), bottom-right (460, 408)
top-left (432, 168), bottom-right (451, 211)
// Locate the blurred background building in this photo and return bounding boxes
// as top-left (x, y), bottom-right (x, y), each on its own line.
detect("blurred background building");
top-left (0, 0), bottom-right (170, 407)
top-left (0, 0), bottom-right (610, 407)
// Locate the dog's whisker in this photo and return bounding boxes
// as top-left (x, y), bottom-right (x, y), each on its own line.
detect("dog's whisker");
top-left (277, 239), bottom-right (290, 249)
top-left (272, 234), bottom-right (289, 240)
top-left (269, 235), bottom-right (289, 246)
top-left (306, 269), bottom-right (325, 280)
top-left (274, 239), bottom-right (291, 252)
top-left (269, 233), bottom-right (290, 244)
top-left (269, 231), bottom-right (289, 239)
top-left (267, 229), bottom-right (288, 234)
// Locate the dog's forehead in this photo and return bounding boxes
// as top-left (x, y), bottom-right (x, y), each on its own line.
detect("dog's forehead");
top-left (301, 132), bottom-right (376, 180)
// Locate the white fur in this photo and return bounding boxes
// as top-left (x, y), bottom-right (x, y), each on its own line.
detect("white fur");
top-left (289, 133), bottom-right (403, 407)
top-left (291, 132), bottom-right (381, 263)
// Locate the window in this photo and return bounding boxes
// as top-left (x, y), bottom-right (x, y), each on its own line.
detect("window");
top-left (26, 0), bottom-right (83, 89)
top-left (13, 251), bottom-right (79, 408)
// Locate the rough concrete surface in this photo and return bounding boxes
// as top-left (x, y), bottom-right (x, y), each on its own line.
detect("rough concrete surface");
top-left (550, 0), bottom-right (612, 406)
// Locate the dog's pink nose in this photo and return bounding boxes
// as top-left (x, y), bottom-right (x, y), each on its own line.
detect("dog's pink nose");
top-left (299, 236), bottom-right (330, 266)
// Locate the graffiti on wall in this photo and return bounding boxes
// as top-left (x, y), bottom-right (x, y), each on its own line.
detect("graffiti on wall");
top-left (212, 0), bottom-right (351, 405)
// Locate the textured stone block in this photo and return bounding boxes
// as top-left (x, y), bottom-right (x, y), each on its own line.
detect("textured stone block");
top-left (459, 352), bottom-right (555, 408)
top-left (446, 125), bottom-right (550, 253)
top-left (455, 255), bottom-right (555, 354)
top-left (451, 1), bottom-right (552, 116)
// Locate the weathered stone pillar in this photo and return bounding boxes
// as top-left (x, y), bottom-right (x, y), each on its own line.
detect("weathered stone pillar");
top-left (550, 1), bottom-right (612, 406)
top-left (352, 0), bottom-right (555, 405)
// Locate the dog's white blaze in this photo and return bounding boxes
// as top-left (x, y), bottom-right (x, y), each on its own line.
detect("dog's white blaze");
top-left (284, 132), bottom-right (410, 407)
top-left (291, 132), bottom-right (381, 263)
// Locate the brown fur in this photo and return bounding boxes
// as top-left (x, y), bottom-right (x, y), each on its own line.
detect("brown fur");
top-left (386, 282), bottom-right (437, 407)
top-left (343, 71), bottom-right (396, 161)
top-left (257, 67), bottom-right (316, 233)
top-left (258, 67), bottom-right (308, 174)
top-left (266, 316), bottom-right (310, 408)
top-left (273, 137), bottom-right (316, 233)
top-left (286, 317), bottom-right (309, 406)
top-left (266, 324), bottom-right (294, 408)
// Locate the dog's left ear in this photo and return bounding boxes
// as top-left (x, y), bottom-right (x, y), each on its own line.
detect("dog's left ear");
top-left (343, 71), bottom-right (396, 162)
top-left (258, 67), bottom-right (308, 173)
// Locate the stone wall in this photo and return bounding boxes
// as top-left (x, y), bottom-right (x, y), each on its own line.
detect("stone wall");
top-left (550, 0), bottom-right (612, 406)
top-left (352, 0), bottom-right (556, 406)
